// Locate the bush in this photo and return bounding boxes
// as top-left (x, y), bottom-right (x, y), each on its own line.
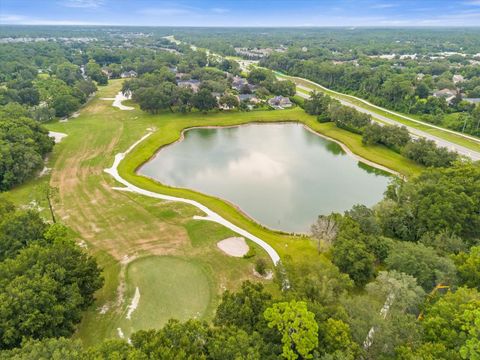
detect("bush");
top-left (255, 258), bottom-right (268, 276)
top-left (317, 113), bottom-right (331, 123)
top-left (401, 138), bottom-right (458, 167)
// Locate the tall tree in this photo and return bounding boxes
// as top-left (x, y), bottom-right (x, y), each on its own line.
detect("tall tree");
top-left (264, 301), bottom-right (318, 360)
top-left (192, 89), bottom-right (217, 112)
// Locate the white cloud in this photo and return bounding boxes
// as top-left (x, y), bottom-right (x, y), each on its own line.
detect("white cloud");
top-left (211, 8), bottom-right (229, 14)
top-left (463, 0), bottom-right (480, 5)
top-left (61, 0), bottom-right (104, 8)
top-left (27, 19), bottom-right (112, 25)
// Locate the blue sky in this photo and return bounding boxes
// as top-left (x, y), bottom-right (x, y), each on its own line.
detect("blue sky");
top-left (1, 0), bottom-right (480, 27)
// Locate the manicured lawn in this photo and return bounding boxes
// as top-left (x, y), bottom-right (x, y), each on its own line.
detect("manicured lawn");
top-left (122, 256), bottom-right (214, 337)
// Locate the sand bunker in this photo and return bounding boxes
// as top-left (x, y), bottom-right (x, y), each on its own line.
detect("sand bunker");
top-left (217, 237), bottom-right (249, 257)
top-left (49, 131), bottom-right (67, 143)
top-left (100, 91), bottom-right (134, 110)
top-left (113, 91), bottom-right (134, 110)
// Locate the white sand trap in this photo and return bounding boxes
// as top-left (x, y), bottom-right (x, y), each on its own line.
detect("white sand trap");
top-left (113, 91), bottom-right (134, 110)
top-left (126, 286), bottom-right (140, 319)
top-left (49, 131), bottom-right (67, 143)
top-left (217, 237), bottom-right (249, 257)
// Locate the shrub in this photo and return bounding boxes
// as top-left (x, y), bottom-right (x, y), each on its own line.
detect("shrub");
top-left (255, 258), bottom-right (267, 276)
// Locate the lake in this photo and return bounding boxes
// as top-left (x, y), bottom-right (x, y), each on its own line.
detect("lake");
top-left (139, 123), bottom-right (391, 233)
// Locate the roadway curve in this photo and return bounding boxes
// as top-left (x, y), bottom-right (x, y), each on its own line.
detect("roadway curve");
top-left (104, 132), bottom-right (281, 266)
top-left (295, 84), bottom-right (480, 161)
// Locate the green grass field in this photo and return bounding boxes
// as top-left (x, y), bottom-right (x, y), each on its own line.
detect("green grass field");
top-left (124, 256), bottom-right (213, 331)
top-left (79, 256), bottom-right (214, 342)
top-left (3, 79), bottom-right (423, 346)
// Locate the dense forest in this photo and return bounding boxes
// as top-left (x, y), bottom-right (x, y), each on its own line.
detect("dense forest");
top-left (0, 200), bottom-right (103, 350)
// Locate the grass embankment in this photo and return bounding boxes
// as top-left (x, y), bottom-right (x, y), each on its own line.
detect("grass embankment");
top-left (277, 72), bottom-right (480, 153)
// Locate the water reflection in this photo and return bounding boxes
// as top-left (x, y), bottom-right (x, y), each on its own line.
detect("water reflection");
top-left (357, 161), bottom-right (391, 176)
top-left (140, 123), bottom-right (391, 233)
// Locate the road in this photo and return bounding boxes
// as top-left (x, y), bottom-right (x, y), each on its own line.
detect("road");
top-left (295, 86), bottom-right (480, 161)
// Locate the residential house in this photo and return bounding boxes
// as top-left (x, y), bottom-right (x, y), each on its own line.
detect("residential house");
top-left (238, 94), bottom-right (260, 104)
top-left (433, 88), bottom-right (457, 104)
top-left (101, 68), bottom-right (112, 79)
top-left (231, 76), bottom-right (248, 91)
top-left (268, 96), bottom-right (293, 109)
top-left (177, 79), bottom-right (201, 93)
top-left (120, 70), bottom-right (137, 78)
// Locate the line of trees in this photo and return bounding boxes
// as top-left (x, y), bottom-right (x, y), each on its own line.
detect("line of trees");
top-left (262, 50), bottom-right (480, 137)
top-left (0, 103), bottom-right (54, 191)
top-left (304, 91), bottom-right (459, 168)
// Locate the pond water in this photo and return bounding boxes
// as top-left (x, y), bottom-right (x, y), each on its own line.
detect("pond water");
top-left (139, 123), bottom-right (391, 233)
